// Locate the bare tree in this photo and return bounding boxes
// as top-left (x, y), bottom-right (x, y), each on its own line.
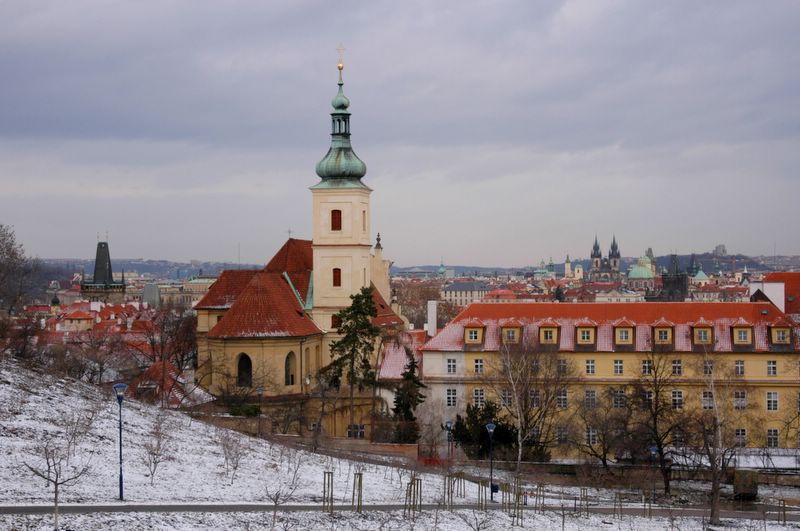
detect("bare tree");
top-left (216, 428), bottom-right (249, 484)
top-left (677, 354), bottom-right (756, 524)
top-left (22, 412), bottom-right (95, 530)
top-left (264, 450), bottom-right (305, 529)
top-left (629, 351), bottom-right (687, 494)
top-left (484, 338), bottom-right (577, 469)
top-left (141, 412), bottom-right (173, 486)
top-left (70, 327), bottom-right (124, 384)
top-left (0, 224), bottom-right (40, 315)
top-left (572, 385), bottom-right (634, 472)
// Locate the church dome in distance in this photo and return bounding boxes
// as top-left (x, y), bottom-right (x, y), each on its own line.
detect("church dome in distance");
top-left (628, 256), bottom-right (655, 279)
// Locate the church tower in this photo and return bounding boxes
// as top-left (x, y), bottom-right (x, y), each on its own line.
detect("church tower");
top-left (310, 62), bottom-right (373, 330)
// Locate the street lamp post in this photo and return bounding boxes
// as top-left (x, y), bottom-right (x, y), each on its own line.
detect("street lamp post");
top-left (112, 383), bottom-right (128, 501)
top-left (256, 386), bottom-right (264, 438)
top-left (444, 420), bottom-right (453, 459)
top-left (486, 422), bottom-right (496, 501)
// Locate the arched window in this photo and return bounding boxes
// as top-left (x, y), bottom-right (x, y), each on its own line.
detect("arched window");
top-left (331, 209), bottom-right (342, 231)
top-left (284, 351), bottom-right (296, 386)
top-left (332, 268), bottom-right (341, 287)
top-left (237, 353), bottom-right (252, 387)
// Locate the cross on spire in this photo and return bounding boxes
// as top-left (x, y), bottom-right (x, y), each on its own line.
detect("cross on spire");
top-left (336, 43), bottom-right (346, 69)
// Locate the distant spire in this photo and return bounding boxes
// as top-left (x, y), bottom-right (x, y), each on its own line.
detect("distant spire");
top-left (375, 232), bottom-right (382, 250)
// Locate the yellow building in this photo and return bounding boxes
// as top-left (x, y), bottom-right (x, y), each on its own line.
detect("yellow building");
top-left (195, 64), bottom-right (404, 438)
top-left (421, 301), bottom-right (800, 458)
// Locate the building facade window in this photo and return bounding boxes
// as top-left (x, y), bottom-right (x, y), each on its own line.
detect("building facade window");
top-left (504, 328), bottom-right (518, 342)
top-left (284, 351), bottom-right (296, 386)
top-left (694, 328), bottom-right (711, 344)
top-left (672, 359), bottom-right (682, 376)
top-left (617, 328), bottom-right (630, 342)
top-left (767, 428), bottom-right (779, 448)
top-left (642, 359), bottom-right (652, 375)
top-left (468, 329), bottom-right (479, 341)
top-left (737, 329), bottom-right (750, 343)
top-left (735, 390), bottom-right (747, 410)
top-left (530, 389), bottom-right (541, 408)
top-left (614, 360), bottom-right (624, 375)
top-left (347, 424), bottom-right (365, 439)
top-left (474, 358), bottom-right (484, 374)
top-left (768, 360), bottom-right (777, 376)
top-left (584, 389), bottom-right (597, 409)
top-left (542, 329), bottom-right (555, 343)
top-left (735, 360), bottom-right (745, 376)
top-left (501, 389), bottom-right (513, 408)
top-left (656, 328), bottom-right (671, 343)
top-left (643, 390), bottom-right (654, 409)
top-left (586, 427), bottom-right (597, 445)
top-left (446, 388), bottom-right (457, 407)
top-left (447, 358), bottom-right (456, 374)
top-left (672, 429), bottom-right (685, 447)
top-left (672, 390), bottom-right (683, 410)
top-left (557, 389), bottom-right (568, 409)
top-left (586, 359), bottom-right (595, 375)
top-left (704, 360), bottom-right (713, 376)
top-left (735, 428), bottom-right (747, 447)
top-left (473, 388), bottom-right (485, 407)
top-left (702, 391), bottom-right (714, 410)
top-left (557, 426), bottom-right (568, 445)
top-left (332, 268), bottom-right (341, 287)
top-left (237, 353), bottom-right (252, 387)
top-left (558, 359), bottom-right (568, 375)
top-left (774, 328), bottom-right (790, 344)
top-left (612, 389), bottom-right (626, 409)
top-left (331, 209), bottom-right (342, 231)
top-left (767, 392), bottom-right (778, 411)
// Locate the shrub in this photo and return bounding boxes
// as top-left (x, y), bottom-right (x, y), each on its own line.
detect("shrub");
top-left (229, 404), bottom-right (260, 417)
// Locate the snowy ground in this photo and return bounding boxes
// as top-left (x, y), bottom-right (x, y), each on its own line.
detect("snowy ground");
top-left (2, 360), bottom-right (799, 530)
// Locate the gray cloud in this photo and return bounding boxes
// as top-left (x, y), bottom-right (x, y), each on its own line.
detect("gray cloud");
top-left (1, 1), bottom-right (798, 266)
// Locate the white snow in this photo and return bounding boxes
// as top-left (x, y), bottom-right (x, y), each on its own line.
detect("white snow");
top-left (1, 359), bottom-right (797, 530)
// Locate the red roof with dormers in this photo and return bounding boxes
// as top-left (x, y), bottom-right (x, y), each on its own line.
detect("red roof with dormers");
top-left (422, 302), bottom-right (798, 353)
top-left (371, 286), bottom-right (404, 327)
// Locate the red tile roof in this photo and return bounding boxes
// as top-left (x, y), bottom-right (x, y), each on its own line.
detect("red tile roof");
top-left (371, 284), bottom-right (404, 327)
top-left (378, 330), bottom-right (425, 381)
top-left (64, 310), bottom-right (94, 320)
top-left (194, 270), bottom-right (259, 310)
top-left (764, 272), bottom-right (800, 315)
top-left (208, 271), bottom-right (322, 339)
top-left (423, 302), bottom-right (796, 353)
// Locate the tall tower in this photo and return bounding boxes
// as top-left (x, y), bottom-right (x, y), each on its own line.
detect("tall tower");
top-left (311, 62), bottom-right (373, 330)
top-left (609, 235), bottom-right (621, 272)
top-left (591, 236), bottom-right (602, 271)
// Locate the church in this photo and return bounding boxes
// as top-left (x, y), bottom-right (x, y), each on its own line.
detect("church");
top-left (588, 236), bottom-right (622, 282)
top-left (194, 62), bottom-right (404, 437)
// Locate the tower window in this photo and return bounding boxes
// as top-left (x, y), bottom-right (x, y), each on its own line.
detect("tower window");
top-left (237, 353), bottom-right (252, 388)
top-left (332, 268), bottom-right (341, 287)
top-left (331, 210), bottom-right (342, 231)
top-left (362, 210), bottom-right (366, 232)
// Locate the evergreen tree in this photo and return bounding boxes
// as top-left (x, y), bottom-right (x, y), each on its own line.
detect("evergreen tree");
top-left (328, 286), bottom-right (380, 438)
top-left (392, 350), bottom-right (426, 443)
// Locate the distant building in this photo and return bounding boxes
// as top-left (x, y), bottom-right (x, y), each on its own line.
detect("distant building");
top-left (80, 241), bottom-right (126, 304)
top-left (588, 236), bottom-right (622, 282)
top-left (647, 254), bottom-right (689, 302)
top-left (441, 281), bottom-right (491, 307)
top-left (627, 256), bottom-right (656, 292)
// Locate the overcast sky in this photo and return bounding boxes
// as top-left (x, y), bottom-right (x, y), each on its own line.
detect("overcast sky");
top-left (1, 1), bottom-right (798, 268)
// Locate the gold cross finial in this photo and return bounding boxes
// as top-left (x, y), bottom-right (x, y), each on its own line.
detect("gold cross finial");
top-left (336, 43), bottom-right (345, 71)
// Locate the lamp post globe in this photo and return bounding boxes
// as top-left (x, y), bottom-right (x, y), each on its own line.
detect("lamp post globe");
top-left (485, 422), bottom-right (497, 501)
top-left (112, 383), bottom-right (128, 501)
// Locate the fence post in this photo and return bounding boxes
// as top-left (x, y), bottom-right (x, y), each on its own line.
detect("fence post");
top-left (351, 471), bottom-right (363, 513)
top-left (322, 470), bottom-right (334, 514)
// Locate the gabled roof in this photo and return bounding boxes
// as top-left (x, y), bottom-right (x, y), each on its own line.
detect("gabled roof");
top-left (208, 271), bottom-right (322, 339)
top-left (265, 238), bottom-right (313, 274)
top-left (194, 270), bottom-right (259, 310)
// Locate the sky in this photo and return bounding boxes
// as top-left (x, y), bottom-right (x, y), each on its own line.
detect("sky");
top-left (1, 1), bottom-right (799, 268)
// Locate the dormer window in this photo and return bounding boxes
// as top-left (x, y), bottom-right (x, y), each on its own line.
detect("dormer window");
top-left (654, 327), bottom-right (672, 344)
top-left (540, 327), bottom-right (558, 345)
top-left (465, 328), bottom-right (483, 344)
top-left (693, 327), bottom-right (713, 345)
top-left (615, 327), bottom-right (633, 345)
top-left (576, 327), bottom-right (595, 345)
top-left (772, 328), bottom-right (791, 344)
top-left (733, 327), bottom-right (752, 345)
top-left (503, 328), bottom-right (520, 344)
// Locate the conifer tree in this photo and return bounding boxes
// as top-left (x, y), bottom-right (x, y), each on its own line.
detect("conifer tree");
top-left (328, 286), bottom-right (380, 438)
top-left (392, 351), bottom-right (426, 443)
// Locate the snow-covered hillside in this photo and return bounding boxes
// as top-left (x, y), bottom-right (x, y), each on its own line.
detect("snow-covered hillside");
top-left (1, 360), bottom-right (795, 530)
